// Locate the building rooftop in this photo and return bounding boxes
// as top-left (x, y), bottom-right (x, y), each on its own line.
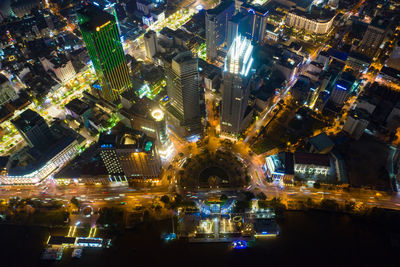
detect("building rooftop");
top-left (348, 52), bottom-right (372, 63)
top-left (349, 107), bottom-right (371, 121)
top-left (327, 48), bottom-right (348, 62)
top-left (370, 16), bottom-right (391, 30)
top-left (48, 236), bottom-right (76, 246)
top-left (8, 132), bottom-right (78, 177)
top-left (65, 98), bottom-right (90, 116)
top-left (206, 0), bottom-right (234, 16)
top-left (240, 3), bottom-right (269, 16)
top-left (308, 133), bottom-right (334, 153)
top-left (11, 109), bottom-right (46, 133)
top-left (225, 36), bottom-right (253, 76)
top-left (173, 51), bottom-right (195, 64)
top-left (77, 4), bottom-right (115, 32)
top-left (99, 129), bottom-right (155, 152)
top-left (230, 12), bottom-right (247, 23)
top-left (294, 152), bottom-right (330, 167)
top-left (380, 66), bottom-right (400, 80)
top-left (294, 0), bottom-right (314, 10)
top-left (53, 143), bottom-right (107, 179)
top-left (290, 7), bottom-right (336, 23)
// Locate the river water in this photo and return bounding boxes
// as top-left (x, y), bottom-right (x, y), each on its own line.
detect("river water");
top-left (1, 210), bottom-right (398, 267)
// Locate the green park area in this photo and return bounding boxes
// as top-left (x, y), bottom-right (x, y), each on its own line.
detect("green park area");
top-left (251, 106), bottom-right (330, 154)
top-left (0, 198), bottom-right (69, 226)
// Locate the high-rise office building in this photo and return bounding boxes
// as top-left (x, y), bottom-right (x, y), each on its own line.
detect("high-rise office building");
top-left (205, 0), bottom-right (235, 61)
top-left (88, 0), bottom-right (122, 34)
top-left (164, 51), bottom-right (202, 138)
top-left (239, 4), bottom-right (268, 43)
top-left (220, 36), bottom-right (254, 135)
top-left (77, 4), bottom-right (132, 103)
top-left (12, 109), bottom-right (54, 149)
top-left (99, 131), bottom-right (162, 179)
top-left (144, 30), bottom-right (158, 60)
top-left (227, 4), bottom-right (269, 46)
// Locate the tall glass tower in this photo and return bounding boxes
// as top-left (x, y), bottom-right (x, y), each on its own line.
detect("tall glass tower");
top-left (77, 4), bottom-right (132, 103)
top-left (164, 51), bottom-right (202, 138)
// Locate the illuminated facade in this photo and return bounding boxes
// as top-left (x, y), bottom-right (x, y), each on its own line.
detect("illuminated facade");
top-left (0, 135), bottom-right (81, 185)
top-left (264, 152), bottom-right (331, 182)
top-left (39, 54), bottom-right (76, 84)
top-left (77, 4), bottom-right (132, 103)
top-left (221, 36), bottom-right (254, 135)
top-left (99, 131), bottom-right (162, 179)
top-left (286, 9), bottom-right (335, 34)
top-left (264, 152), bottom-right (294, 182)
top-left (293, 152), bottom-right (331, 177)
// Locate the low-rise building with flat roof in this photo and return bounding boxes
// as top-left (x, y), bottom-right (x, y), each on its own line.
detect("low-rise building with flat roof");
top-left (308, 133), bottom-right (334, 154)
top-left (99, 129), bottom-right (162, 181)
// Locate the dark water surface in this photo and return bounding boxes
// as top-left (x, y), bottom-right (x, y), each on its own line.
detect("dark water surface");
top-left (2, 211), bottom-right (398, 267)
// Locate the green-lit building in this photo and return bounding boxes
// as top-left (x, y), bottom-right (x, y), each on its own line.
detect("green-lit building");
top-left (77, 4), bottom-right (132, 103)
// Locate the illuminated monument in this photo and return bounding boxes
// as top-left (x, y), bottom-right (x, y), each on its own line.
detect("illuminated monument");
top-left (77, 4), bottom-right (132, 103)
top-left (220, 35), bottom-right (254, 136)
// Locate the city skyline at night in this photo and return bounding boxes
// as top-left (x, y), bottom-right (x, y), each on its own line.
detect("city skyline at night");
top-left (0, 0), bottom-right (400, 265)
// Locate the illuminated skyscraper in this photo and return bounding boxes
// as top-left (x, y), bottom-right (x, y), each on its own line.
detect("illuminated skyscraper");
top-left (220, 36), bottom-right (254, 136)
top-left (88, 0), bottom-right (122, 35)
top-left (77, 4), bottom-right (132, 103)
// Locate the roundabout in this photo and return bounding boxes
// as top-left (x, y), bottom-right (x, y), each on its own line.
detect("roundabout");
top-left (178, 148), bottom-right (249, 189)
